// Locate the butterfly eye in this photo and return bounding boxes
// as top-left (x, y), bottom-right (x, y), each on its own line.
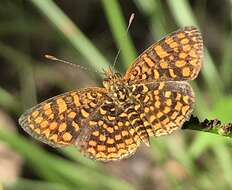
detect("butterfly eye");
top-left (103, 78), bottom-right (108, 84)
top-left (103, 78), bottom-right (111, 89)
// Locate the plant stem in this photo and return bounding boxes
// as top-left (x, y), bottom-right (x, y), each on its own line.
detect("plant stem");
top-left (182, 115), bottom-right (232, 138)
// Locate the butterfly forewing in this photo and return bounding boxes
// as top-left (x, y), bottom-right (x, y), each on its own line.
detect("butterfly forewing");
top-left (19, 88), bottom-right (107, 147)
top-left (124, 26), bottom-right (203, 83)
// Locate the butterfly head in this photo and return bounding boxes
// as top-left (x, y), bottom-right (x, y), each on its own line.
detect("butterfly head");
top-left (103, 68), bottom-right (129, 103)
top-left (103, 68), bottom-right (123, 89)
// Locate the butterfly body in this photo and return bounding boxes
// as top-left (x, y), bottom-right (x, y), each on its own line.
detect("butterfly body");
top-left (19, 26), bottom-right (203, 161)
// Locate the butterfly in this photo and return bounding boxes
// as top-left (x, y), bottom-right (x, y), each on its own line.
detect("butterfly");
top-left (19, 26), bottom-right (203, 161)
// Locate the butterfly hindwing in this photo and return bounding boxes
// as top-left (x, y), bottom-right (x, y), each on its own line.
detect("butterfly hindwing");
top-left (130, 81), bottom-right (195, 137)
top-left (77, 97), bottom-right (141, 161)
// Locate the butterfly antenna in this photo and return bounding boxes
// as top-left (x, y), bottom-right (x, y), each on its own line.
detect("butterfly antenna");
top-left (44, 54), bottom-right (102, 75)
top-left (112, 13), bottom-right (135, 69)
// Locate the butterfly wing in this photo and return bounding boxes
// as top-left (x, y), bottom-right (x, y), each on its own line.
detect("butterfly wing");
top-left (19, 87), bottom-right (140, 161)
top-left (77, 96), bottom-right (141, 161)
top-left (130, 81), bottom-right (195, 138)
top-left (19, 88), bottom-right (107, 147)
top-left (124, 26), bottom-right (203, 83)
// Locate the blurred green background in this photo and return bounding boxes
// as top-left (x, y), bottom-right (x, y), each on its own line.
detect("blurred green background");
top-left (0, 0), bottom-right (232, 189)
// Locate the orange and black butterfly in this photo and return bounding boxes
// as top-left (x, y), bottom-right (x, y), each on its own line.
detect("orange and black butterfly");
top-left (19, 26), bottom-right (203, 161)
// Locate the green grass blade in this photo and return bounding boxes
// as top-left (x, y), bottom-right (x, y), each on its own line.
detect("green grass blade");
top-left (0, 42), bottom-right (37, 110)
top-left (61, 147), bottom-right (101, 170)
top-left (0, 127), bottom-right (134, 190)
top-left (29, 0), bottom-right (110, 73)
top-left (8, 179), bottom-right (70, 190)
top-left (0, 128), bottom-right (71, 184)
top-left (101, 0), bottom-right (137, 69)
top-left (220, 0), bottom-right (232, 88)
top-left (134, 0), bottom-right (166, 37)
top-left (0, 87), bottom-right (20, 113)
top-left (220, 33), bottom-right (232, 87)
top-left (213, 143), bottom-right (232, 188)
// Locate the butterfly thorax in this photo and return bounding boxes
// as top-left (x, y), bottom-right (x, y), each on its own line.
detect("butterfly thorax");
top-left (103, 70), bottom-right (130, 105)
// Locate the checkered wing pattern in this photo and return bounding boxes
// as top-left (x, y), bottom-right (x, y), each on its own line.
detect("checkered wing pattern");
top-left (19, 88), bottom-right (107, 147)
top-left (124, 26), bottom-right (203, 82)
top-left (80, 96), bottom-right (140, 161)
top-left (19, 88), bottom-right (140, 161)
top-left (130, 81), bottom-right (195, 138)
